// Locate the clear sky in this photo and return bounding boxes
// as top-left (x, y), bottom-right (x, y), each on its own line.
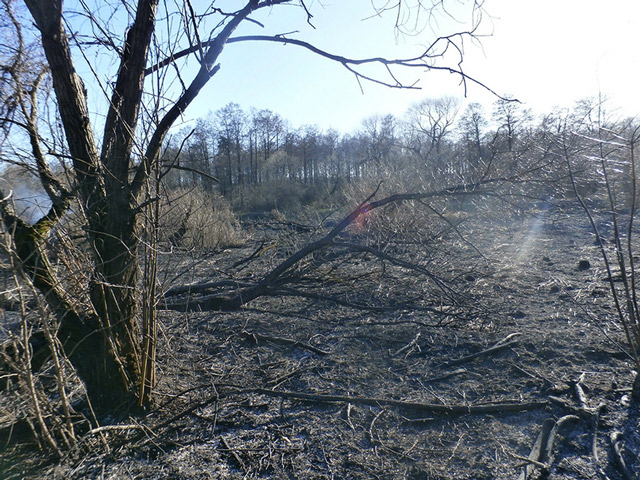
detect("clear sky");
top-left (178, 0), bottom-right (639, 133)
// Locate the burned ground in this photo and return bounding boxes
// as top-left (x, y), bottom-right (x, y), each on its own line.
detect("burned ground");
top-left (2, 204), bottom-right (640, 479)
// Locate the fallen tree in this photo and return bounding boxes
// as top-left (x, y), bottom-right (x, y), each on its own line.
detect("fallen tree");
top-left (162, 179), bottom-right (515, 313)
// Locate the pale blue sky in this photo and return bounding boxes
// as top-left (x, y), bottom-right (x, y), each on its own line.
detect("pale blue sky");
top-left (174, 0), bottom-right (639, 132)
top-left (69, 0), bottom-right (639, 134)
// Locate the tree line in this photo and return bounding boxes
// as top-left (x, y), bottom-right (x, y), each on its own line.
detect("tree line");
top-left (165, 95), bottom-right (557, 211)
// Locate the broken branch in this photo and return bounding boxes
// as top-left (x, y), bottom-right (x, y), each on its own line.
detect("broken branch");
top-left (162, 181), bottom-right (508, 312)
top-left (517, 418), bottom-right (555, 480)
top-left (439, 333), bottom-right (521, 367)
top-left (242, 330), bottom-right (329, 356)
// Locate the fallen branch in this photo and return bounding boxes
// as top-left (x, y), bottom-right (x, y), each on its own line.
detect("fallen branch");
top-left (249, 388), bottom-right (547, 415)
top-left (392, 333), bottom-right (421, 357)
top-left (242, 330), bottom-right (329, 356)
top-left (517, 418), bottom-right (555, 480)
top-left (439, 333), bottom-right (521, 367)
top-left (517, 414), bottom-right (580, 479)
top-left (231, 240), bottom-right (267, 269)
top-left (161, 181), bottom-right (504, 312)
top-left (540, 415), bottom-right (580, 476)
top-left (570, 374), bottom-right (609, 474)
top-left (162, 186), bottom-right (382, 311)
top-left (573, 373), bottom-right (590, 410)
top-left (591, 403), bottom-right (605, 463)
top-left (512, 453), bottom-right (547, 469)
top-left (368, 408), bottom-right (385, 446)
top-left (332, 241), bottom-right (458, 299)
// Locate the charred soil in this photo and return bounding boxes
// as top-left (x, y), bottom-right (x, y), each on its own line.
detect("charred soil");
top-left (3, 206), bottom-right (640, 479)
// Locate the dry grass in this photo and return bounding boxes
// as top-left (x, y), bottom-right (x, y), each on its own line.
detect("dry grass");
top-left (160, 186), bottom-right (243, 251)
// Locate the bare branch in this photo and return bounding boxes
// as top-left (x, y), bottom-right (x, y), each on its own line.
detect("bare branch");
top-left (132, 0), bottom-right (262, 197)
top-left (24, 0), bottom-right (102, 202)
top-left (145, 33), bottom-right (510, 100)
top-left (100, 0), bottom-right (159, 184)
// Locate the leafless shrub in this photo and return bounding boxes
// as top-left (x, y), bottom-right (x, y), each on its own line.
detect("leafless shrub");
top-left (559, 104), bottom-right (640, 395)
top-left (0, 211), bottom-right (89, 454)
top-left (338, 167), bottom-right (478, 251)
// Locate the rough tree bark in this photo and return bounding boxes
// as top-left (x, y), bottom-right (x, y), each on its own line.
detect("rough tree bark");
top-left (13, 0), bottom-right (294, 414)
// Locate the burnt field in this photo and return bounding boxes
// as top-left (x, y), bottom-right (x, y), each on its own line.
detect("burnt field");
top-left (3, 203), bottom-right (640, 479)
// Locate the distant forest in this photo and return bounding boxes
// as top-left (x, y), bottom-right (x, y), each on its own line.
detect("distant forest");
top-left (3, 95), bottom-right (635, 220)
top-left (163, 96), bottom-right (636, 213)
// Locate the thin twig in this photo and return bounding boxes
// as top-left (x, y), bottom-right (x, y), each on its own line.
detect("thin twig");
top-left (392, 333), bottom-right (421, 357)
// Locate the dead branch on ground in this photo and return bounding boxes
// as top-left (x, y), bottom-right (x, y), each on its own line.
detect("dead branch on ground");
top-left (241, 330), bottom-right (329, 356)
top-left (610, 431), bottom-right (635, 480)
top-left (249, 387), bottom-right (548, 415)
top-left (438, 333), bottom-right (521, 368)
top-left (516, 416), bottom-right (579, 480)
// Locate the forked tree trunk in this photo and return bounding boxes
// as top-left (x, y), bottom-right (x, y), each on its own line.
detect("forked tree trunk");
top-left (20, 0), bottom-right (157, 414)
top-left (56, 305), bottom-right (138, 414)
top-left (19, 0), bottom-right (262, 415)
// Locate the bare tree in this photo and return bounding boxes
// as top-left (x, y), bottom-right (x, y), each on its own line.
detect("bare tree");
top-left (0, 0), bottom-right (494, 416)
top-left (216, 103), bottom-right (247, 194)
top-left (457, 102), bottom-right (488, 177)
top-left (491, 96), bottom-right (532, 153)
top-left (404, 96), bottom-right (460, 157)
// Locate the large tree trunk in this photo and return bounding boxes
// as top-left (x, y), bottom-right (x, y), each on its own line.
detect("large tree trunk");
top-left (87, 194), bottom-right (143, 411)
top-left (90, 194), bottom-right (141, 363)
top-left (20, 0), bottom-right (260, 415)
